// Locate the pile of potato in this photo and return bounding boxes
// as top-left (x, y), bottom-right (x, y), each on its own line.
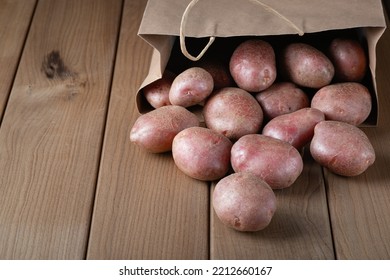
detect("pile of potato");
top-left (130, 36), bottom-right (376, 232)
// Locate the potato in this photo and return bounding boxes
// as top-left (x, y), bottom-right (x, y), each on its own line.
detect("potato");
top-left (262, 108), bottom-right (325, 150)
top-left (172, 127), bottom-right (232, 181)
top-left (203, 87), bottom-right (263, 140)
top-left (281, 43), bottom-right (334, 88)
top-left (229, 39), bottom-right (276, 92)
top-left (231, 134), bottom-right (303, 189)
top-left (328, 38), bottom-right (367, 82)
top-left (255, 82), bottom-right (309, 120)
top-left (130, 105), bottom-right (199, 153)
top-left (143, 71), bottom-right (175, 108)
top-left (213, 172), bottom-right (277, 232)
top-left (311, 82), bottom-right (372, 126)
top-left (310, 121), bottom-right (375, 176)
top-left (169, 67), bottom-right (214, 107)
top-left (193, 59), bottom-right (234, 90)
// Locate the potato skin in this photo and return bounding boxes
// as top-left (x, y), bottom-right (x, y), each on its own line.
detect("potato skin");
top-left (143, 71), bottom-right (175, 108)
top-left (262, 108), bottom-right (325, 150)
top-left (281, 43), bottom-right (334, 88)
top-left (255, 82), bottom-right (309, 120)
top-left (130, 105), bottom-right (199, 153)
top-left (328, 38), bottom-right (367, 82)
top-left (169, 67), bottom-right (214, 107)
top-left (203, 87), bottom-right (263, 140)
top-left (229, 39), bottom-right (277, 92)
top-left (213, 172), bottom-right (277, 232)
top-left (172, 127), bottom-right (232, 181)
top-left (310, 121), bottom-right (375, 176)
top-left (231, 134), bottom-right (303, 189)
top-left (311, 82), bottom-right (372, 126)
top-left (193, 59), bottom-right (234, 90)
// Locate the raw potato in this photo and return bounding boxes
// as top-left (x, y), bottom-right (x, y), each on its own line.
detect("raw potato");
top-left (311, 82), bottom-right (372, 126)
top-left (130, 105), bottom-right (199, 153)
top-left (193, 59), bottom-right (234, 90)
top-left (172, 127), bottom-right (232, 181)
top-left (262, 108), bottom-right (325, 150)
top-left (231, 134), bottom-right (303, 189)
top-left (143, 71), bottom-right (175, 108)
top-left (213, 172), bottom-right (277, 232)
top-left (203, 87), bottom-right (264, 140)
top-left (328, 38), bottom-right (367, 82)
top-left (310, 121), bottom-right (375, 176)
top-left (169, 67), bottom-right (214, 107)
top-left (255, 82), bottom-right (309, 120)
top-left (229, 39), bottom-right (277, 92)
top-left (281, 42), bottom-right (334, 88)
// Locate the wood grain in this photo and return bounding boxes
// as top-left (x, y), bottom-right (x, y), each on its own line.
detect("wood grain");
top-left (86, 0), bottom-right (209, 260)
top-left (0, 0), bottom-right (36, 119)
top-left (0, 0), bottom-right (389, 260)
top-left (326, 22), bottom-right (390, 259)
top-left (211, 152), bottom-right (334, 259)
top-left (0, 0), bottom-right (122, 259)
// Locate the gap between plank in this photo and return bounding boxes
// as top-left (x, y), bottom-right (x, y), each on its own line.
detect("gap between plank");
top-left (0, 0), bottom-right (39, 127)
top-left (322, 167), bottom-right (338, 260)
top-left (83, 0), bottom-right (126, 260)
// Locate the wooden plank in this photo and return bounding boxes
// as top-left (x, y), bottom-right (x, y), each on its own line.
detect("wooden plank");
top-left (0, 0), bottom-right (36, 119)
top-left (211, 151), bottom-right (334, 259)
top-left (0, 0), bottom-right (122, 259)
top-left (326, 21), bottom-right (390, 259)
top-left (86, 0), bottom-right (209, 260)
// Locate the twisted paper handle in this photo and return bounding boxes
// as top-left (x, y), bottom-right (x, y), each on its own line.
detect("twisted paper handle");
top-left (180, 0), bottom-right (304, 61)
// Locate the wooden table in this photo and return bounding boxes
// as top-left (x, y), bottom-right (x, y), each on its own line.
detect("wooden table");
top-left (0, 0), bottom-right (389, 260)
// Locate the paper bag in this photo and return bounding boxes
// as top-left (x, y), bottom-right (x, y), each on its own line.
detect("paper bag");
top-left (137, 0), bottom-right (386, 125)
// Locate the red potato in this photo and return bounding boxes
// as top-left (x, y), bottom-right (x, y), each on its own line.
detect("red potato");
top-left (310, 121), bottom-right (375, 176)
top-left (328, 38), bottom-right (367, 82)
top-left (281, 43), bottom-right (334, 88)
top-left (262, 108), bottom-right (325, 150)
top-left (213, 172), bottom-right (277, 232)
top-left (130, 105), bottom-right (199, 153)
top-left (142, 71), bottom-right (175, 108)
top-left (231, 134), bottom-right (303, 189)
top-left (169, 67), bottom-right (214, 107)
top-left (255, 82), bottom-right (309, 120)
top-left (229, 39), bottom-right (277, 92)
top-left (193, 59), bottom-right (234, 90)
top-left (172, 127), bottom-right (232, 181)
top-left (203, 87), bottom-right (263, 140)
top-left (311, 82), bottom-right (372, 126)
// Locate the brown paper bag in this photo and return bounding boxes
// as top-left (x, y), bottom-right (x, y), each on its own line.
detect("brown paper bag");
top-left (137, 0), bottom-right (386, 125)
